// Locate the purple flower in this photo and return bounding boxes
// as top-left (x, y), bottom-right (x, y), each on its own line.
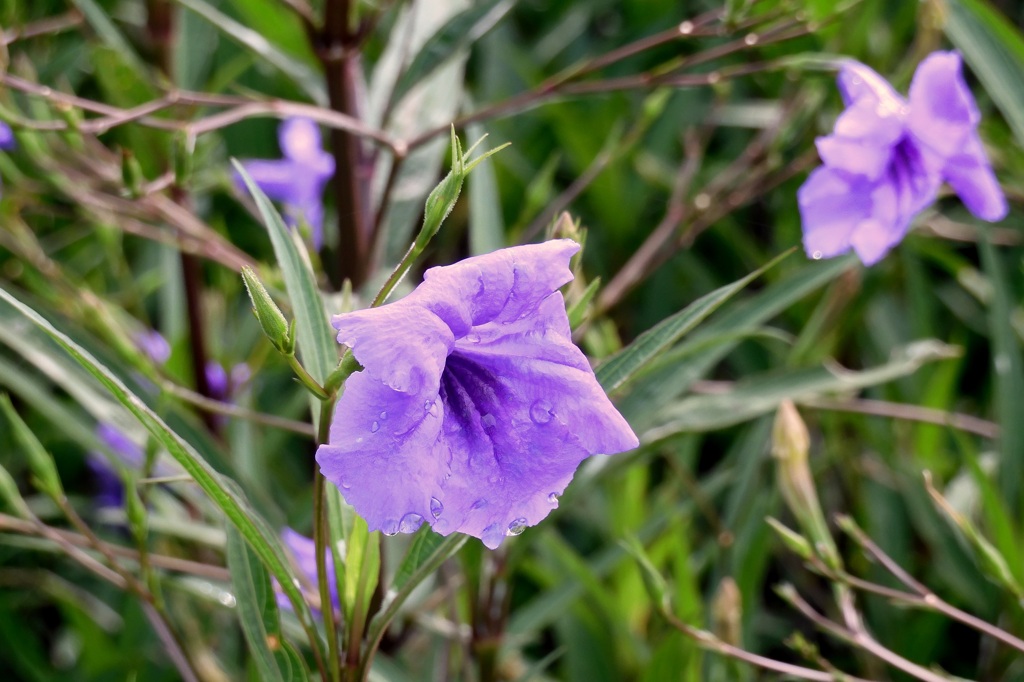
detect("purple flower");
top-left (87, 425), bottom-right (146, 509)
top-left (0, 123), bottom-right (14, 151)
top-left (205, 361), bottom-right (229, 400)
top-left (135, 329), bottom-right (171, 365)
top-left (799, 51), bottom-right (1007, 265)
top-left (87, 424), bottom-right (174, 508)
top-left (235, 118), bottom-right (335, 249)
top-left (277, 528), bottom-right (339, 612)
top-left (316, 240), bottom-right (638, 549)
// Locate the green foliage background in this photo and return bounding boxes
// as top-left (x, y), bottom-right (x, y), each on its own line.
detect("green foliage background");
top-left (0, 0), bottom-right (1023, 680)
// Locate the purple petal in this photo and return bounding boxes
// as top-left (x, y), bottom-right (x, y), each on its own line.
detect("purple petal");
top-left (0, 123), bottom-right (14, 151)
top-left (317, 240), bottom-right (638, 548)
top-left (135, 329), bottom-right (170, 365)
top-left (205, 361), bottom-right (229, 400)
top-left (86, 453), bottom-right (124, 508)
top-left (815, 97), bottom-right (905, 180)
top-left (798, 167), bottom-right (870, 259)
top-left (907, 51), bottom-right (978, 161)
top-left (236, 159), bottom-right (302, 202)
top-left (97, 424), bottom-right (145, 468)
top-left (279, 118), bottom-right (321, 163)
top-left (278, 528), bottom-right (339, 611)
top-left (836, 60), bottom-right (904, 110)
top-left (943, 135), bottom-right (1008, 221)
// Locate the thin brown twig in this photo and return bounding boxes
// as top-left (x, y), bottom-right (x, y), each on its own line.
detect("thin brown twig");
top-left (1, 10), bottom-right (84, 45)
top-left (662, 609), bottom-right (877, 682)
top-left (160, 381), bottom-right (316, 437)
top-left (0, 513), bottom-right (230, 581)
top-left (799, 396), bottom-right (1000, 439)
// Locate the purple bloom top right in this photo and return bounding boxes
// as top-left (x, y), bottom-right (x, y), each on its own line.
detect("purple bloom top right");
top-left (798, 51), bottom-right (1007, 266)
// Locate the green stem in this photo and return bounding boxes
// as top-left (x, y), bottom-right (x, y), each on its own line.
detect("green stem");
top-left (316, 397), bottom-right (341, 682)
top-left (370, 238), bottom-right (423, 308)
top-left (288, 354), bottom-right (331, 400)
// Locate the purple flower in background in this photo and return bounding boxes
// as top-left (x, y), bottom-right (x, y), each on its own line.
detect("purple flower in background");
top-left (205, 361), bottom-right (229, 400)
top-left (277, 528), bottom-right (339, 612)
top-left (235, 118), bottom-right (335, 249)
top-left (135, 329), bottom-right (171, 365)
top-left (799, 51), bottom-right (1007, 266)
top-left (87, 425), bottom-right (146, 509)
top-left (0, 123), bottom-right (14, 150)
top-left (316, 240), bottom-right (638, 549)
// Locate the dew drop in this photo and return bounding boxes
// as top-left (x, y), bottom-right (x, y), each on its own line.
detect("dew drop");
top-left (424, 399), bottom-right (433, 411)
top-left (471, 499), bottom-right (487, 511)
top-left (341, 481), bottom-right (352, 490)
top-left (507, 518), bottom-right (528, 536)
top-left (430, 497), bottom-right (444, 518)
top-left (744, 33), bottom-right (758, 45)
top-left (529, 399), bottom-right (553, 424)
top-left (481, 523), bottom-right (504, 550)
top-left (371, 421), bottom-right (380, 433)
top-left (678, 20), bottom-right (694, 35)
top-left (812, 250), bottom-right (823, 260)
top-left (382, 520), bottom-right (399, 536)
top-left (399, 512), bottom-right (424, 533)
top-left (434, 518), bottom-right (450, 532)
top-left (548, 492), bottom-right (560, 504)
top-left (481, 413), bottom-right (496, 428)
top-left (851, 76), bottom-right (862, 85)
top-left (379, 410), bottom-right (387, 420)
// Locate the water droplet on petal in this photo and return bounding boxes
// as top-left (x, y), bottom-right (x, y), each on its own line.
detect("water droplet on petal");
top-left (481, 413), bottom-right (496, 428)
top-left (530, 399), bottom-right (553, 424)
top-left (507, 518), bottom-right (527, 536)
top-left (548, 492), bottom-right (560, 504)
top-left (399, 512), bottom-right (424, 533)
top-left (812, 250), bottom-right (823, 260)
top-left (471, 499), bottom-right (487, 511)
top-left (341, 481), bottom-right (351, 490)
top-left (434, 518), bottom-right (449, 532)
top-left (371, 421), bottom-right (380, 433)
top-left (382, 520), bottom-right (399, 536)
top-left (482, 523), bottom-right (504, 549)
top-left (430, 497), bottom-right (444, 518)
top-left (424, 399), bottom-right (433, 411)
top-left (379, 410), bottom-right (387, 420)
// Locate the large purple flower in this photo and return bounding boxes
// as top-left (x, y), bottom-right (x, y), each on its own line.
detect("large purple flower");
top-left (799, 51), bottom-right (1007, 265)
top-left (316, 240), bottom-right (638, 549)
top-left (235, 118), bottom-right (335, 249)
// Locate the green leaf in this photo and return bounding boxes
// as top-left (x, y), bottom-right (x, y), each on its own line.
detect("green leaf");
top-left (389, 0), bottom-right (517, 109)
top-left (0, 394), bottom-right (64, 499)
top-left (944, 0), bottom-right (1024, 147)
top-left (467, 119), bottom-right (506, 256)
top-left (175, 0), bottom-right (327, 104)
top-left (0, 285), bottom-right (326, 665)
top-left (69, 0), bottom-right (149, 77)
top-left (596, 250), bottom-right (793, 393)
top-left (363, 533), bottom-right (466, 665)
top-left (645, 340), bottom-right (960, 437)
top-left (618, 255), bottom-right (856, 431)
top-left (227, 526), bottom-right (295, 682)
top-left (977, 236), bottom-right (1024, 513)
top-left (234, 162), bottom-right (337, 386)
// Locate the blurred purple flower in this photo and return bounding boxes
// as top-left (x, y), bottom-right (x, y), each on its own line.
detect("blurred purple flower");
top-left (235, 118), bottom-right (335, 249)
top-left (0, 123), bottom-right (14, 150)
top-left (88, 425), bottom-right (175, 509)
top-left (135, 329), bottom-right (171, 365)
top-left (316, 240), bottom-right (638, 549)
top-left (87, 425), bottom-right (145, 509)
top-left (205, 361), bottom-right (229, 400)
top-left (277, 528), bottom-right (339, 612)
top-left (799, 51), bottom-right (1007, 266)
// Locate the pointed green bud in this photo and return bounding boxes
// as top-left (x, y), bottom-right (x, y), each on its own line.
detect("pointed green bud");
top-left (711, 577), bottom-right (742, 647)
top-left (621, 536), bottom-right (671, 612)
top-left (55, 102), bottom-right (84, 151)
top-left (772, 401), bottom-right (839, 570)
top-left (766, 517), bottom-right (814, 561)
top-left (241, 266), bottom-right (294, 356)
top-left (120, 148), bottom-right (146, 199)
top-left (418, 127), bottom-right (510, 250)
top-left (172, 131), bottom-right (195, 187)
top-left (0, 394), bottom-right (64, 500)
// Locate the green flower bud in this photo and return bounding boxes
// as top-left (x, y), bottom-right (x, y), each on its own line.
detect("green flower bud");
top-left (120, 148), bottom-right (146, 199)
top-left (241, 266), bottom-right (294, 356)
top-left (0, 394), bottom-right (64, 500)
